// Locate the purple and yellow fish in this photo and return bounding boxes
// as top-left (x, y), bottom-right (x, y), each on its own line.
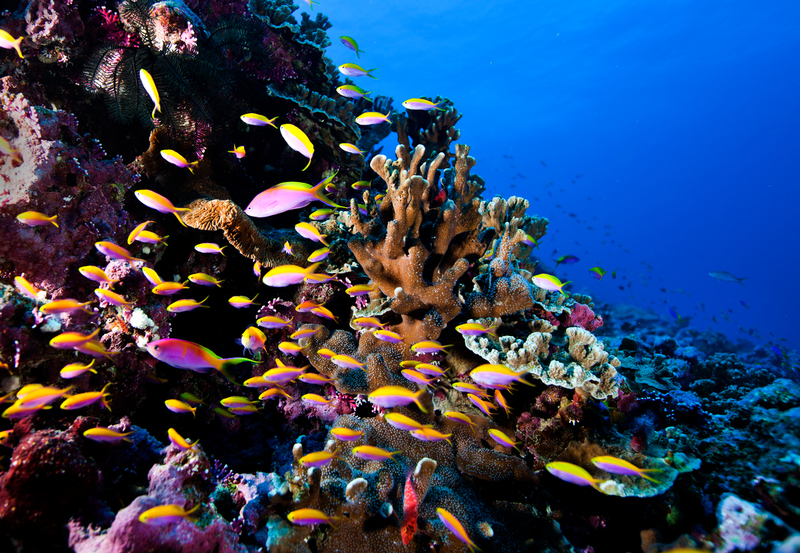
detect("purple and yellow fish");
top-left (436, 508), bottom-right (480, 553)
top-left (160, 149), bottom-right (198, 173)
top-left (355, 111), bottom-right (391, 125)
top-left (139, 503), bottom-right (200, 526)
top-left (287, 508), bottom-right (341, 527)
top-left (546, 461), bottom-right (606, 492)
top-left (134, 190), bottom-right (190, 227)
top-left (338, 63), bottom-right (377, 78)
top-left (280, 124), bottom-right (314, 171)
top-left (145, 338), bottom-right (255, 384)
top-left (339, 35), bottom-right (363, 57)
top-left (16, 210), bottom-right (58, 228)
top-left (245, 180), bottom-right (342, 218)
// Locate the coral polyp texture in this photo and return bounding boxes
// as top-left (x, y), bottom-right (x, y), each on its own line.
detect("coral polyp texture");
top-left (0, 1), bottom-right (797, 552)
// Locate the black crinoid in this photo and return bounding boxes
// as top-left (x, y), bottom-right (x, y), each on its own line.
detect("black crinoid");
top-left (84, 0), bottom-right (270, 153)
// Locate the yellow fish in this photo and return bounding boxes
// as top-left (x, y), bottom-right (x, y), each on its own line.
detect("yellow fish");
top-left (139, 503), bottom-right (200, 526)
top-left (167, 427), bottom-right (198, 451)
top-left (139, 69), bottom-right (161, 119)
top-left (280, 124), bottom-right (314, 171)
top-left (0, 29), bottom-right (24, 59)
top-left (160, 149), bottom-right (198, 173)
top-left (83, 427), bottom-right (136, 443)
top-left (16, 211), bottom-right (58, 228)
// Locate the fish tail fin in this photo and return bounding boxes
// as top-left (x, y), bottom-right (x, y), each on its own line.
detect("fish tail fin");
top-left (487, 323), bottom-right (499, 337)
top-left (367, 68), bottom-right (379, 79)
top-left (305, 262), bottom-right (322, 274)
top-left (13, 37), bottom-right (23, 59)
top-left (50, 215), bottom-right (59, 228)
top-left (414, 389), bottom-right (428, 414)
top-left (218, 357), bottom-right (257, 385)
top-left (301, 157), bottom-right (312, 171)
top-left (738, 278), bottom-right (747, 286)
top-left (173, 211), bottom-right (188, 227)
top-left (310, 181), bottom-right (345, 209)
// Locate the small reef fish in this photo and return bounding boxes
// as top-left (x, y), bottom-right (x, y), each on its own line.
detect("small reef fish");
top-left (243, 375), bottom-right (270, 387)
top-left (410, 427), bottom-right (452, 444)
top-left (316, 348), bottom-right (336, 359)
top-left (3, 402), bottom-right (47, 419)
top-left (368, 386), bottom-right (428, 413)
top-left (494, 389), bottom-right (512, 417)
top-left (49, 329), bottom-right (100, 350)
top-left (188, 273), bottom-right (224, 287)
top-left (287, 508), bottom-right (341, 527)
top-left (309, 208), bottom-right (334, 221)
top-left (94, 288), bottom-right (134, 308)
top-left (353, 316), bottom-right (385, 329)
top-left (299, 448), bottom-right (341, 468)
top-left (127, 220), bottom-right (154, 244)
top-left (338, 63), bottom-right (378, 78)
top-left (241, 326), bottom-right (267, 355)
top-left (339, 36), bottom-right (363, 57)
top-left (133, 230), bottom-right (168, 246)
top-left (436, 508), bottom-right (479, 553)
top-left (75, 339), bottom-right (115, 359)
top-left (230, 407), bottom-right (260, 418)
top-left (139, 503), bottom-right (200, 526)
top-left (590, 267), bottom-right (607, 280)
top-left (452, 382), bottom-right (489, 398)
top-left (411, 341), bottom-right (451, 354)
top-left (194, 243), bottom-right (226, 255)
top-left (179, 392), bottom-right (205, 406)
top-left (307, 247), bottom-right (329, 262)
top-left (160, 149), bottom-right (198, 173)
top-left (40, 299), bottom-right (93, 315)
top-left (14, 275), bottom-right (43, 301)
top-left (245, 180), bottom-right (342, 218)
top-left (16, 384), bottom-right (43, 399)
top-left (0, 29), bottom-right (24, 58)
top-left (352, 445), bottom-right (400, 461)
top-left (151, 281), bottom-right (190, 295)
top-left (521, 233), bottom-right (540, 249)
top-left (331, 354), bottom-right (366, 370)
top-left (399, 360), bottom-right (421, 368)
top-left (60, 359), bottom-right (97, 379)
top-left (282, 241), bottom-right (293, 255)
top-left (443, 411), bottom-right (477, 429)
top-left (16, 210), bottom-right (58, 228)
top-left (16, 385), bottom-right (74, 408)
top-left (0, 136), bottom-right (22, 163)
top-left (545, 461), bottom-right (606, 492)
top-left (134, 190), bottom-right (190, 227)
top-left (95, 241), bottom-right (144, 264)
top-left (301, 393), bottom-right (331, 405)
top-left (339, 143), bottom-right (365, 155)
top-left (346, 284), bottom-right (377, 297)
top-left (295, 222), bottom-right (329, 245)
top-left (336, 84), bottom-right (372, 100)
top-left (60, 383), bottom-right (112, 411)
top-left (280, 124), bottom-right (314, 171)
top-left (488, 428), bottom-right (521, 452)
top-left (167, 297), bottom-right (209, 313)
top-left (373, 329), bottom-right (404, 343)
top-left (278, 341), bottom-right (307, 356)
top-left (468, 394), bottom-right (496, 417)
top-left (228, 294), bottom-right (259, 308)
top-left (384, 412), bottom-right (428, 431)
top-left (455, 322), bottom-right (498, 337)
top-left (414, 364), bottom-right (445, 377)
top-left (305, 273), bottom-right (336, 284)
top-left (253, 261), bottom-right (262, 279)
top-left (555, 254), bottom-right (580, 267)
top-left (351, 181), bottom-right (370, 191)
top-left (145, 338), bottom-right (256, 383)
top-left (401, 369), bottom-right (436, 386)
top-left (240, 113), bottom-right (278, 127)
top-left (290, 326), bottom-right (320, 339)
top-left (257, 315), bottom-right (293, 329)
top-left (83, 427), bottom-right (135, 443)
top-left (262, 263), bottom-right (321, 287)
top-left (79, 265), bottom-right (119, 287)
top-left (355, 111), bottom-right (391, 125)
top-left (330, 427), bottom-right (364, 441)
top-left (470, 364), bottom-right (532, 390)
top-left (214, 406), bottom-right (239, 419)
top-left (220, 396), bottom-right (258, 408)
top-left (259, 388), bottom-right (292, 401)
top-left (139, 69), bottom-right (161, 119)
top-left (709, 271), bottom-right (747, 286)
top-left (228, 145), bottom-right (246, 158)
top-left (167, 427), bottom-right (198, 451)
top-left (141, 267), bottom-right (164, 286)
top-left (591, 455), bottom-right (662, 482)
top-left (298, 373), bottom-right (332, 384)
top-left (402, 98), bottom-right (443, 111)
top-left (262, 366), bottom-right (307, 386)
top-left (165, 399), bottom-right (197, 416)
top-left (128, 221), bottom-right (154, 246)
top-left (532, 273), bottom-right (570, 295)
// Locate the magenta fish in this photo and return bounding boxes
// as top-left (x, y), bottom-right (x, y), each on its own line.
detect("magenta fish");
top-left (245, 180), bottom-right (343, 218)
top-left (145, 338), bottom-right (255, 384)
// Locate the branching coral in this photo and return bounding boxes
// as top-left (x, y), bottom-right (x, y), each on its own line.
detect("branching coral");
top-left (347, 143), bottom-right (489, 344)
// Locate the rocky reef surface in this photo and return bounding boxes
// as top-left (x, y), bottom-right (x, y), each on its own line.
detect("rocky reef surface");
top-left (0, 1), bottom-right (798, 552)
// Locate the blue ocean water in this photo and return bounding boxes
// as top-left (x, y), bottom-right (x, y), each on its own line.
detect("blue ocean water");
top-left (317, 0), bottom-right (800, 351)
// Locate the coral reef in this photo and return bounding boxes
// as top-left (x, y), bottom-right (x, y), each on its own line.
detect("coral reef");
top-left (0, 2), bottom-right (797, 553)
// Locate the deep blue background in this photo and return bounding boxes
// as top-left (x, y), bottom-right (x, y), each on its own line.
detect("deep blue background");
top-left (313, 0), bottom-right (800, 349)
